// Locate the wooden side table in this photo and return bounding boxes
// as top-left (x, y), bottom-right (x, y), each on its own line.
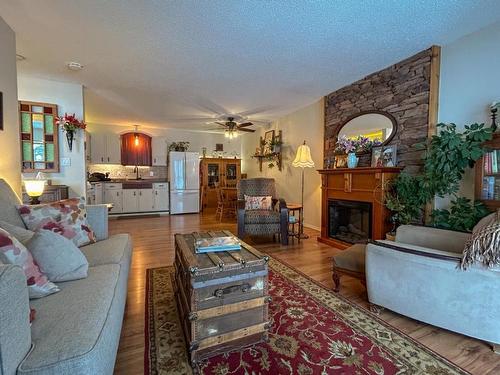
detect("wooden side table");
top-left (287, 203), bottom-right (303, 243)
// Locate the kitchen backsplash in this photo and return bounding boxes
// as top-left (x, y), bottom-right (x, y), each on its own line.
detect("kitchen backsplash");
top-left (88, 164), bottom-right (168, 180)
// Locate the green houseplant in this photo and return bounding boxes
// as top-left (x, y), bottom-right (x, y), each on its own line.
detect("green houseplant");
top-left (385, 122), bottom-right (493, 232)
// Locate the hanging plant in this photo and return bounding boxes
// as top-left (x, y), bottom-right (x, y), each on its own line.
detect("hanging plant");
top-left (55, 113), bottom-right (86, 152)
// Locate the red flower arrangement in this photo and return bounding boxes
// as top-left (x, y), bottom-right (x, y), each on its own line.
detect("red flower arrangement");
top-left (55, 113), bottom-right (86, 132)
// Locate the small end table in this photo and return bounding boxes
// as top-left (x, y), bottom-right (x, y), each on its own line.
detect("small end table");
top-left (287, 203), bottom-right (304, 243)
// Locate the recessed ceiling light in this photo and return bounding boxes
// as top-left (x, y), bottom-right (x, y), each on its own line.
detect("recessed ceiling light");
top-left (16, 54), bottom-right (26, 61)
top-left (66, 62), bottom-right (83, 71)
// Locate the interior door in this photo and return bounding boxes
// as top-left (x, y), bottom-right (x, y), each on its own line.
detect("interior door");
top-left (122, 190), bottom-right (139, 212)
top-left (138, 189), bottom-right (154, 212)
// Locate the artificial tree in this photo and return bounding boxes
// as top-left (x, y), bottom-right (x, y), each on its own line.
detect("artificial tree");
top-left (385, 122), bottom-right (493, 232)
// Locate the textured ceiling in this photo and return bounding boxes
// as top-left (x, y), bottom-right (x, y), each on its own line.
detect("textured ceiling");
top-left (2, 1), bottom-right (500, 132)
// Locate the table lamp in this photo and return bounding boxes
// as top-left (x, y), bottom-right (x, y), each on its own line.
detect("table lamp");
top-left (24, 175), bottom-right (46, 205)
top-left (292, 141), bottom-right (315, 239)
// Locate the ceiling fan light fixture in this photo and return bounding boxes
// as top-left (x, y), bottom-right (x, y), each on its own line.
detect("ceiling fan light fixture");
top-left (225, 130), bottom-right (229, 138)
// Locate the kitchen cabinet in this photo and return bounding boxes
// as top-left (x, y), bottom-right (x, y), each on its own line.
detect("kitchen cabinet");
top-left (123, 189), bottom-right (155, 212)
top-left (91, 133), bottom-right (121, 164)
top-left (121, 133), bottom-right (152, 166)
top-left (104, 184), bottom-right (123, 214)
top-left (152, 136), bottom-right (168, 166)
top-left (153, 182), bottom-right (169, 211)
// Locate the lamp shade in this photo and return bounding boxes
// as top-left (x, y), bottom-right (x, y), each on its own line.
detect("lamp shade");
top-left (292, 141), bottom-right (315, 168)
top-left (24, 180), bottom-right (45, 197)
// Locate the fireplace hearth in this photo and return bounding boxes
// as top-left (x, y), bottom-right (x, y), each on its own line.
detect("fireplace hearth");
top-left (329, 199), bottom-right (372, 244)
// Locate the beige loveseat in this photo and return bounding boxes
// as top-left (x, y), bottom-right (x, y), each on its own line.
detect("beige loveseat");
top-left (366, 224), bottom-right (500, 352)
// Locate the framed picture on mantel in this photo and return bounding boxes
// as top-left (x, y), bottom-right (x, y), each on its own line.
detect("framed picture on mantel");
top-left (372, 145), bottom-right (397, 167)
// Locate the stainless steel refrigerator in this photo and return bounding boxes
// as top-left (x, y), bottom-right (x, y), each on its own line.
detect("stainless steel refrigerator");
top-left (169, 151), bottom-right (200, 214)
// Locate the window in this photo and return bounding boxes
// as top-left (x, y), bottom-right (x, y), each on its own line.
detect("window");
top-left (19, 101), bottom-right (59, 172)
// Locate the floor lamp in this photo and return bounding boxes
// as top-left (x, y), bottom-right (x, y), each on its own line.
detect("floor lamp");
top-left (292, 141), bottom-right (315, 239)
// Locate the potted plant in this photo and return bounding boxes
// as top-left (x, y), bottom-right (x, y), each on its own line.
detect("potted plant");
top-left (55, 113), bottom-right (86, 152)
top-left (269, 138), bottom-right (283, 154)
top-left (169, 142), bottom-right (190, 152)
top-left (334, 135), bottom-right (380, 168)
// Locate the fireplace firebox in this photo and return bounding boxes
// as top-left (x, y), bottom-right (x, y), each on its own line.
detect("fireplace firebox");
top-left (328, 199), bottom-right (372, 244)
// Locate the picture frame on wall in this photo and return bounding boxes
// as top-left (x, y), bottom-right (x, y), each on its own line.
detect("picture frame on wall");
top-left (371, 145), bottom-right (397, 167)
top-left (264, 130), bottom-right (274, 154)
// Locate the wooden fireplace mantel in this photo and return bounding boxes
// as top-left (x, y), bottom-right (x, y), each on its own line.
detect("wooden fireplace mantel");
top-left (317, 167), bottom-right (402, 249)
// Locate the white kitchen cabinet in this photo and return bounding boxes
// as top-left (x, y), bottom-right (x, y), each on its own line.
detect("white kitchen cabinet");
top-left (106, 134), bottom-right (121, 164)
top-left (122, 190), bottom-right (139, 213)
top-left (90, 133), bottom-right (122, 164)
top-left (104, 189), bottom-right (123, 214)
top-left (91, 134), bottom-right (106, 164)
top-left (152, 136), bottom-right (168, 166)
top-left (153, 183), bottom-right (169, 211)
top-left (138, 189), bottom-right (154, 212)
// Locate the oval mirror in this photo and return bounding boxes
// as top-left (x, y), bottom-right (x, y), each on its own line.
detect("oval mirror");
top-left (337, 111), bottom-right (397, 146)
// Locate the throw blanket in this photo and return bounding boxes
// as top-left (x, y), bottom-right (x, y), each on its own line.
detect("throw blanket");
top-left (461, 210), bottom-right (500, 269)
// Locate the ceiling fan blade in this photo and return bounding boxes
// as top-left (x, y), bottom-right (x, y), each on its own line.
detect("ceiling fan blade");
top-left (237, 122), bottom-right (253, 128)
top-left (214, 122), bottom-right (228, 127)
top-left (237, 128), bottom-right (255, 133)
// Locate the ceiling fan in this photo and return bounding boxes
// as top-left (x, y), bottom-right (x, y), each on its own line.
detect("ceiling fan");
top-left (212, 116), bottom-right (256, 139)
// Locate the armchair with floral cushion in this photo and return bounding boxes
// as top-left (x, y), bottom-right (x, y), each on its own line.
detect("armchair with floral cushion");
top-left (237, 178), bottom-right (288, 245)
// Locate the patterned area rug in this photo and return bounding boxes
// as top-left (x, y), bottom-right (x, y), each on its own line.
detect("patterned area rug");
top-left (145, 258), bottom-right (469, 375)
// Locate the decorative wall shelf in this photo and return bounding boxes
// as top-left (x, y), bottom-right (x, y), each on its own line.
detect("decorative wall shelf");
top-left (252, 130), bottom-right (282, 171)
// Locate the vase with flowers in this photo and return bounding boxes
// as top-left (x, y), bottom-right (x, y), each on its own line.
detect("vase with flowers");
top-left (334, 135), bottom-right (381, 168)
top-left (55, 113), bottom-right (86, 152)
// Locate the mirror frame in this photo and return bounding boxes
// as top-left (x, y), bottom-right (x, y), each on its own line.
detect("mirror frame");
top-left (334, 110), bottom-right (398, 150)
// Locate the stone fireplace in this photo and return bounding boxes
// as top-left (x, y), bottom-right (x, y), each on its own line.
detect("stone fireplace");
top-left (328, 199), bottom-right (372, 244)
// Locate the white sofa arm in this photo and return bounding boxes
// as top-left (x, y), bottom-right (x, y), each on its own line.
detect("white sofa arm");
top-left (0, 265), bottom-right (31, 375)
top-left (366, 241), bottom-right (500, 346)
top-left (395, 225), bottom-right (470, 254)
top-left (87, 204), bottom-right (109, 241)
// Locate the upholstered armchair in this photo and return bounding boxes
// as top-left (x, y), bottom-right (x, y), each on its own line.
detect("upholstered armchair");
top-left (237, 178), bottom-right (288, 245)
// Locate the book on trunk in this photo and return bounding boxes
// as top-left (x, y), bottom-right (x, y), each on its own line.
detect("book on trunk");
top-left (195, 236), bottom-right (241, 253)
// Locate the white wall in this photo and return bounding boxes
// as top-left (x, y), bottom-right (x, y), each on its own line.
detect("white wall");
top-left (242, 99), bottom-right (324, 229)
top-left (0, 17), bottom-right (21, 195)
top-left (86, 122), bottom-right (242, 157)
top-left (438, 20), bottom-right (500, 207)
top-left (17, 75), bottom-right (86, 198)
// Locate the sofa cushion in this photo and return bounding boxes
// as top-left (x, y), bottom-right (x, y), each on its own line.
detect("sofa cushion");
top-left (0, 228), bottom-right (59, 299)
top-left (333, 244), bottom-right (366, 272)
top-left (19, 264), bottom-right (123, 375)
top-left (18, 197), bottom-right (96, 247)
top-left (0, 220), bottom-right (34, 244)
top-left (0, 179), bottom-right (25, 228)
top-left (26, 230), bottom-right (89, 282)
top-left (80, 234), bottom-right (132, 267)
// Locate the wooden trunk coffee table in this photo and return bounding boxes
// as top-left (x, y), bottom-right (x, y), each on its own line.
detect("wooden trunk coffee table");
top-left (173, 230), bottom-right (271, 368)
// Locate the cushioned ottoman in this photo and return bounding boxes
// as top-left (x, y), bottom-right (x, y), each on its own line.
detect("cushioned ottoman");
top-left (332, 243), bottom-right (366, 292)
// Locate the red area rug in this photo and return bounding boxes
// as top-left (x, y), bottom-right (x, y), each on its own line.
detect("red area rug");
top-left (145, 258), bottom-right (469, 374)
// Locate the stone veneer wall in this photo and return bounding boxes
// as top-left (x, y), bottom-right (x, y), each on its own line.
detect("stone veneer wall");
top-left (324, 48), bottom-right (434, 174)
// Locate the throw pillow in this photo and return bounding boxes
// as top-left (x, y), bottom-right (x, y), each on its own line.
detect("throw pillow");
top-left (18, 197), bottom-right (96, 247)
top-left (0, 220), bottom-right (34, 244)
top-left (244, 195), bottom-right (273, 210)
top-left (26, 230), bottom-right (89, 282)
top-left (0, 228), bottom-right (59, 298)
top-left (461, 209), bottom-right (500, 269)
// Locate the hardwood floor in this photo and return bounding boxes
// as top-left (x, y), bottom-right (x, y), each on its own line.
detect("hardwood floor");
top-left (112, 213), bottom-right (499, 375)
